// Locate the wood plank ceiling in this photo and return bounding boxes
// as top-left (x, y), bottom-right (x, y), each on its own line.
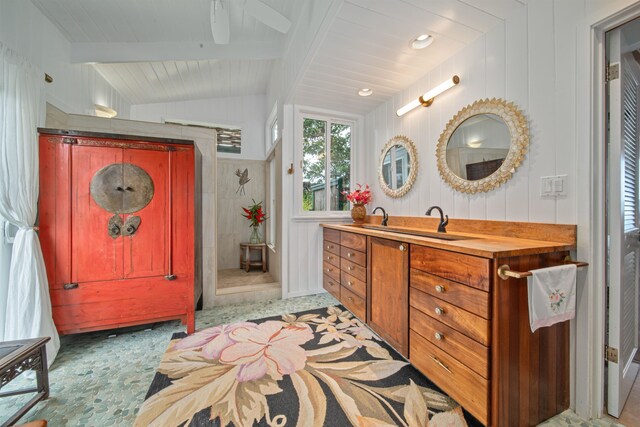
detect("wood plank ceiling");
top-left (31, 0), bottom-right (525, 112)
top-left (293, 0), bottom-right (526, 115)
top-left (31, 0), bottom-right (296, 104)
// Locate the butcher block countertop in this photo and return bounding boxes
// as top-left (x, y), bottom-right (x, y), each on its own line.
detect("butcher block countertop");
top-left (321, 216), bottom-right (577, 259)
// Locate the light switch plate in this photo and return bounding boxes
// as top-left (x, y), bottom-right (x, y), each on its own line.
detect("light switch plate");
top-left (553, 175), bottom-right (567, 196)
top-left (540, 176), bottom-right (554, 196)
top-left (540, 175), bottom-right (568, 197)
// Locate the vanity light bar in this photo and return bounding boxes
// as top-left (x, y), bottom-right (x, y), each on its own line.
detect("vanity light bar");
top-left (396, 75), bottom-right (460, 117)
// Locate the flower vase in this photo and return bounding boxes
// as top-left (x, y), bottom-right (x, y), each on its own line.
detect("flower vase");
top-left (249, 226), bottom-right (262, 244)
top-left (351, 203), bottom-right (366, 224)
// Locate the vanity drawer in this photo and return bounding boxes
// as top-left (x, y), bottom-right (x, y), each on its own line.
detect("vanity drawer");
top-left (323, 250), bottom-right (340, 268)
top-left (323, 275), bottom-right (341, 300)
top-left (341, 247), bottom-right (366, 267)
top-left (341, 258), bottom-right (366, 282)
top-left (341, 285), bottom-right (366, 320)
top-left (324, 228), bottom-right (341, 244)
top-left (410, 330), bottom-right (489, 426)
top-left (323, 261), bottom-right (340, 283)
top-left (410, 307), bottom-right (488, 378)
top-left (410, 288), bottom-right (489, 346)
top-left (410, 269), bottom-right (490, 319)
top-left (341, 271), bottom-right (366, 299)
top-left (341, 231), bottom-right (367, 252)
top-left (410, 246), bottom-right (490, 291)
top-left (324, 239), bottom-right (340, 256)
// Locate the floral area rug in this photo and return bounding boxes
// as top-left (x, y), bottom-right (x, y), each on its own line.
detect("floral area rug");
top-left (135, 305), bottom-right (481, 427)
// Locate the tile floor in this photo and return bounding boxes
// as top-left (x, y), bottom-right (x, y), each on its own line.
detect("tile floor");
top-left (216, 269), bottom-right (276, 290)
top-left (0, 294), bottom-right (628, 426)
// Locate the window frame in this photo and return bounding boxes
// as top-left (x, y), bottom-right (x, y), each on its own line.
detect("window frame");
top-left (265, 104), bottom-right (278, 156)
top-left (266, 149), bottom-right (278, 250)
top-left (294, 107), bottom-right (358, 218)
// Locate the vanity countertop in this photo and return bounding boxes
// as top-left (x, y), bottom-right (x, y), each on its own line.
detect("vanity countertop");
top-left (321, 221), bottom-right (576, 259)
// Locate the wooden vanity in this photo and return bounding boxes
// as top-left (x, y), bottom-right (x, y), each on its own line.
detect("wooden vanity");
top-left (321, 217), bottom-right (579, 427)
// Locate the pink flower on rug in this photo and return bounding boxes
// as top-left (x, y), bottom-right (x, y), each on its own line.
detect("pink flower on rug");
top-left (174, 322), bottom-right (257, 359)
top-left (220, 320), bottom-right (314, 382)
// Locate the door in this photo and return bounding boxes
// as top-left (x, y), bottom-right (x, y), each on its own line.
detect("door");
top-left (606, 26), bottom-right (640, 417)
top-left (367, 236), bottom-right (409, 356)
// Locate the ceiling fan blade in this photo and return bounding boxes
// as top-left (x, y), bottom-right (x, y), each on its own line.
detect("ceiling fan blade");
top-left (244, 0), bottom-right (291, 34)
top-left (210, 0), bottom-right (230, 44)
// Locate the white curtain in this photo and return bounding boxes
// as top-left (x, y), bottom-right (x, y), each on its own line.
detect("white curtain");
top-left (0, 42), bottom-right (59, 365)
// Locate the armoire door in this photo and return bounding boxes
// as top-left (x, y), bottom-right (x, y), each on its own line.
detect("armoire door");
top-left (71, 145), bottom-right (170, 283)
top-left (122, 148), bottom-right (169, 279)
top-left (71, 145), bottom-right (124, 283)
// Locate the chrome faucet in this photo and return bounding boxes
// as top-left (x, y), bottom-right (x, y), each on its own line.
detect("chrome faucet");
top-left (426, 206), bottom-right (448, 233)
top-left (372, 207), bottom-right (389, 226)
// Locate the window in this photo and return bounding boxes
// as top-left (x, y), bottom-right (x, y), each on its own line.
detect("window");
top-left (301, 115), bottom-right (353, 213)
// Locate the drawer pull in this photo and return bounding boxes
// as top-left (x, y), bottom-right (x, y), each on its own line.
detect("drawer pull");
top-left (435, 285), bottom-right (445, 293)
top-left (326, 268), bottom-right (332, 272)
top-left (63, 283), bottom-right (79, 290)
top-left (399, 244), bottom-right (406, 251)
top-left (327, 256), bottom-right (333, 260)
top-left (327, 244), bottom-right (334, 249)
top-left (434, 332), bottom-right (444, 341)
top-left (348, 296), bottom-right (354, 302)
top-left (347, 252), bottom-right (354, 257)
top-left (430, 355), bottom-right (452, 374)
top-left (347, 266), bottom-right (354, 271)
top-left (347, 281), bottom-right (353, 287)
top-left (434, 307), bottom-right (445, 315)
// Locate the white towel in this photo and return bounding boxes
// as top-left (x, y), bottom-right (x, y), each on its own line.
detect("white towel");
top-left (527, 264), bottom-right (577, 333)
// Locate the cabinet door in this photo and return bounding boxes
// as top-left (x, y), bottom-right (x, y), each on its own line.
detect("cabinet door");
top-left (368, 236), bottom-right (409, 356)
top-left (71, 145), bottom-right (124, 283)
top-left (122, 148), bottom-right (169, 279)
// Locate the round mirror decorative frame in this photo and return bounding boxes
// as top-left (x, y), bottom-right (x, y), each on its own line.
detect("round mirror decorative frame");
top-left (378, 134), bottom-right (418, 198)
top-left (436, 98), bottom-right (529, 194)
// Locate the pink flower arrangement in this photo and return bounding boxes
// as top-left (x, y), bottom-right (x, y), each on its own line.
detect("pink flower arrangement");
top-left (342, 184), bottom-right (372, 205)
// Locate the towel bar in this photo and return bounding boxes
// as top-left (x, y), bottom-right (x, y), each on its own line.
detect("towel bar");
top-left (497, 259), bottom-right (588, 280)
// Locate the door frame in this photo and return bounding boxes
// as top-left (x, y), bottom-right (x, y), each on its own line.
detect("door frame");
top-left (578, 0), bottom-right (640, 420)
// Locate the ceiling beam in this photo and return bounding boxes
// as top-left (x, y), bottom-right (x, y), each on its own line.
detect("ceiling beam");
top-left (70, 41), bottom-right (283, 64)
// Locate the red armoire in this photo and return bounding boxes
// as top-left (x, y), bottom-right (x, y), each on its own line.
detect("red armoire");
top-left (38, 129), bottom-right (201, 335)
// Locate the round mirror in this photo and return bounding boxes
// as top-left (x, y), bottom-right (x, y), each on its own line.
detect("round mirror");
top-left (378, 135), bottom-right (418, 198)
top-left (436, 98), bottom-right (528, 194)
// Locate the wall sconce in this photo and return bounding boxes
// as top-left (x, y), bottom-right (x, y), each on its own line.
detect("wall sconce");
top-left (95, 104), bottom-right (118, 118)
top-left (396, 75), bottom-right (460, 117)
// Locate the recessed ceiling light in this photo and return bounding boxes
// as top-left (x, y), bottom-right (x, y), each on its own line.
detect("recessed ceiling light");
top-left (358, 88), bottom-right (373, 97)
top-left (410, 34), bottom-right (433, 50)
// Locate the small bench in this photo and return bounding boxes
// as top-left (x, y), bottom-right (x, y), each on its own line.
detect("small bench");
top-left (239, 242), bottom-right (267, 272)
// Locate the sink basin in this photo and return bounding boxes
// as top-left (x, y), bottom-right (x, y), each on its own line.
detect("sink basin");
top-left (361, 224), bottom-right (475, 241)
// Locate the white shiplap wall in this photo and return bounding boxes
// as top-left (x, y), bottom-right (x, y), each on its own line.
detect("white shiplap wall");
top-left (130, 95), bottom-right (267, 160)
top-left (286, 0), bottom-right (583, 298)
top-left (362, 0), bottom-right (579, 225)
top-left (0, 0), bottom-right (130, 117)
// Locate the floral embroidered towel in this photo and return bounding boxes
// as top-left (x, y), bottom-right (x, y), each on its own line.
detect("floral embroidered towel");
top-left (527, 264), bottom-right (577, 333)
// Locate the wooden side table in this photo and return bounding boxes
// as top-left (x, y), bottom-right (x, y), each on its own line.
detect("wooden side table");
top-left (0, 337), bottom-right (50, 427)
top-left (239, 242), bottom-right (267, 272)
